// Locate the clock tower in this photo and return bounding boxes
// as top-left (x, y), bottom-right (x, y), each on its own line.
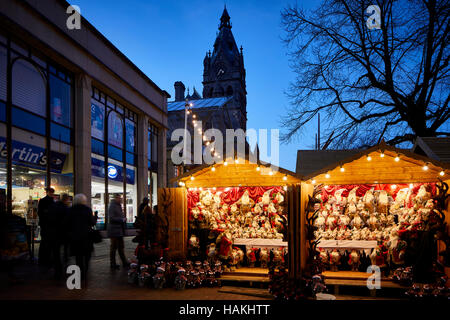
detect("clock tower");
top-left (202, 6), bottom-right (247, 130)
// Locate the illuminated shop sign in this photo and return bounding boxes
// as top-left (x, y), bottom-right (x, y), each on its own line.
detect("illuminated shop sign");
top-left (91, 158), bottom-right (134, 184)
top-left (0, 137), bottom-right (66, 173)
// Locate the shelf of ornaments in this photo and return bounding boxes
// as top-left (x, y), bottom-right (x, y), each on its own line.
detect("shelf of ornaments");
top-left (313, 184), bottom-right (437, 270)
top-left (188, 188), bottom-right (289, 268)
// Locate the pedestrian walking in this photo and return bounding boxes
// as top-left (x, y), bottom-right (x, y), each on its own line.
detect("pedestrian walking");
top-left (47, 193), bottom-right (70, 279)
top-left (64, 194), bottom-right (97, 280)
top-left (107, 194), bottom-right (129, 270)
top-left (37, 187), bottom-right (55, 269)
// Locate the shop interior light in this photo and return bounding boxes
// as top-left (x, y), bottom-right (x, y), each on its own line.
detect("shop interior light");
top-left (325, 173), bottom-right (330, 179)
top-left (391, 184), bottom-right (397, 190)
top-left (224, 161), bottom-right (228, 166)
top-left (283, 175), bottom-right (287, 181)
top-left (199, 187), bottom-right (203, 191)
top-left (366, 155), bottom-right (372, 161)
top-left (256, 166), bottom-right (261, 171)
top-left (211, 166), bottom-right (216, 172)
top-left (440, 171), bottom-right (445, 176)
top-left (190, 176), bottom-right (195, 181)
top-left (193, 114), bottom-right (196, 119)
top-left (423, 164), bottom-right (429, 171)
top-left (380, 152), bottom-right (385, 158)
top-left (311, 179), bottom-right (316, 184)
top-left (178, 181), bottom-right (184, 186)
top-left (269, 171), bottom-right (274, 176)
top-left (189, 103), bottom-right (194, 107)
top-left (235, 158), bottom-right (239, 164)
top-left (395, 155), bottom-right (400, 162)
top-left (212, 187), bottom-right (216, 191)
top-left (186, 110), bottom-right (191, 115)
top-left (283, 186), bottom-right (288, 191)
top-left (409, 183), bottom-right (413, 189)
top-left (340, 166), bottom-right (345, 172)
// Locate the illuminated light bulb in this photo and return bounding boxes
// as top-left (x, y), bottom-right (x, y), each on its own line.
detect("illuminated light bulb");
top-left (186, 110), bottom-right (191, 115)
top-left (211, 166), bottom-right (216, 172)
top-left (325, 173), bottom-right (330, 179)
top-left (311, 179), bottom-right (316, 184)
top-left (283, 186), bottom-right (288, 191)
top-left (395, 156), bottom-right (400, 162)
top-left (269, 171), bottom-right (274, 176)
top-left (367, 155), bottom-right (372, 161)
top-left (340, 167), bottom-right (345, 172)
top-left (439, 171), bottom-right (445, 176)
top-left (203, 136), bottom-right (207, 141)
top-left (193, 122), bottom-right (197, 127)
top-left (283, 175), bottom-right (287, 181)
top-left (423, 165), bottom-right (429, 171)
top-left (409, 183), bottom-right (413, 189)
top-left (199, 187), bottom-right (203, 191)
top-left (224, 161), bottom-right (228, 166)
top-left (256, 166), bottom-right (261, 171)
top-left (190, 176), bottom-right (195, 181)
top-left (380, 153), bottom-right (385, 158)
top-left (235, 158), bottom-right (239, 164)
top-left (193, 114), bottom-right (196, 119)
top-left (391, 184), bottom-right (397, 190)
top-left (178, 181), bottom-right (183, 186)
top-left (212, 187), bottom-right (216, 191)
top-left (189, 103), bottom-right (193, 107)
top-left (224, 188), bottom-right (229, 192)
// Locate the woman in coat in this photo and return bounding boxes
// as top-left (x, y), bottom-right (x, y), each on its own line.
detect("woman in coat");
top-left (65, 194), bottom-right (97, 280)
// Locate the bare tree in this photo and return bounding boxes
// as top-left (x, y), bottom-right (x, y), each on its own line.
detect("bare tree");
top-left (281, 0), bottom-right (449, 148)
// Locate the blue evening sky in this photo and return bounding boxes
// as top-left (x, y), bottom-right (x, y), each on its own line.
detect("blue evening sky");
top-left (74, 0), bottom-right (320, 171)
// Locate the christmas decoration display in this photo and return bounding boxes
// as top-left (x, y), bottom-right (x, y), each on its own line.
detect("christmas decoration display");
top-left (127, 257), bottom-right (222, 290)
top-left (312, 183), bottom-right (441, 273)
top-left (187, 186), bottom-right (288, 268)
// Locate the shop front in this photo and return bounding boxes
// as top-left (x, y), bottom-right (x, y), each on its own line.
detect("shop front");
top-left (293, 142), bottom-right (450, 292)
top-left (160, 158), bottom-right (301, 274)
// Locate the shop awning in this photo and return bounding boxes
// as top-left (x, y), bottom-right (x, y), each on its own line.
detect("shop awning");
top-left (171, 158), bottom-right (302, 188)
top-left (303, 141), bottom-right (450, 185)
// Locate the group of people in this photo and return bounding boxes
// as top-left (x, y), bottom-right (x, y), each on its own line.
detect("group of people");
top-left (37, 188), bottom-right (98, 280)
top-left (37, 189), bottom-right (157, 281)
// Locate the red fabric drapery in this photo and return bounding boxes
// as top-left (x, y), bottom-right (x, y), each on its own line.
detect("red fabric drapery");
top-left (187, 186), bottom-right (285, 219)
top-left (320, 183), bottom-right (436, 203)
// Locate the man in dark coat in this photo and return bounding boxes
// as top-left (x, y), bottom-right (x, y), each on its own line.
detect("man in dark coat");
top-left (47, 193), bottom-right (70, 279)
top-left (107, 194), bottom-right (128, 269)
top-left (65, 194), bottom-right (97, 280)
top-left (37, 187), bottom-right (55, 268)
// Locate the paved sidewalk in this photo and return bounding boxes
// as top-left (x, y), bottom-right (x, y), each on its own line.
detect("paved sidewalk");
top-left (0, 237), bottom-right (270, 300)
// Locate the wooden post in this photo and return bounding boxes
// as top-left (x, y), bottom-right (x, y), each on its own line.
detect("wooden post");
top-left (158, 187), bottom-right (188, 258)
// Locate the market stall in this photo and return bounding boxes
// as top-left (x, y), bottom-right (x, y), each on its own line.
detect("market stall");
top-left (162, 158), bottom-right (301, 272)
top-left (294, 141), bottom-right (450, 290)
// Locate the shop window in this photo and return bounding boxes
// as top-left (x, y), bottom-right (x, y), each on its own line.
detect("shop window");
top-left (91, 155), bottom-right (106, 227)
top-left (125, 118), bottom-right (135, 153)
top-left (126, 166), bottom-right (137, 224)
top-left (0, 101), bottom-right (5, 122)
top-left (91, 138), bottom-right (104, 155)
top-left (0, 123), bottom-right (7, 201)
top-left (91, 101), bottom-right (105, 141)
top-left (108, 111), bottom-right (123, 149)
top-left (126, 152), bottom-right (135, 166)
top-left (11, 127), bottom-right (47, 221)
top-left (12, 59), bottom-right (46, 116)
top-left (108, 144), bottom-right (122, 162)
top-left (50, 74), bottom-right (72, 127)
top-left (107, 160), bottom-right (124, 217)
top-left (12, 107), bottom-right (46, 135)
top-left (0, 46), bottom-right (6, 102)
top-left (51, 122), bottom-right (71, 144)
top-left (148, 171), bottom-right (158, 206)
top-left (50, 140), bottom-right (73, 197)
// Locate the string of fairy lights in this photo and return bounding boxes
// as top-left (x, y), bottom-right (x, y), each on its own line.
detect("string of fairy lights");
top-left (309, 150), bottom-right (446, 184)
top-left (179, 100), bottom-right (289, 189)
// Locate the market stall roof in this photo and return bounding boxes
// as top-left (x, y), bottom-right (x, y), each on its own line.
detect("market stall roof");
top-left (171, 158), bottom-right (302, 188)
top-left (303, 141), bottom-right (450, 185)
